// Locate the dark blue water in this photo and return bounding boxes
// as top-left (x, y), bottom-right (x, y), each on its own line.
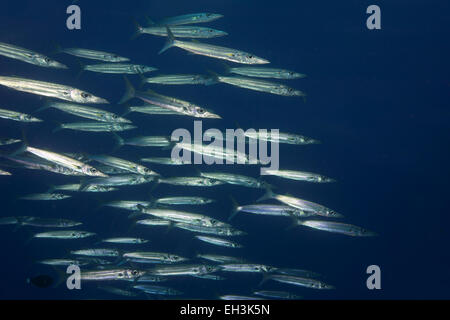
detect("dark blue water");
top-left (0, 0), bottom-right (449, 299)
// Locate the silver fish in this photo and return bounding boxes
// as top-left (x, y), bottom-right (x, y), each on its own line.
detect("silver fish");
top-left (264, 274), bottom-right (335, 290)
top-left (80, 269), bottom-right (145, 281)
top-left (83, 63), bottom-right (157, 74)
top-left (195, 235), bottom-right (242, 248)
top-left (123, 252), bottom-right (188, 264)
top-left (263, 169), bottom-right (335, 183)
top-left (137, 25), bottom-right (227, 39)
top-left (58, 47), bottom-right (129, 62)
top-left (140, 157), bottom-right (191, 165)
top-left (0, 108), bottom-right (42, 122)
top-left (157, 176), bottom-right (225, 187)
top-left (19, 193), bottom-right (71, 201)
top-left (33, 230), bottom-right (96, 239)
top-left (88, 155), bottom-right (158, 176)
top-left (297, 220), bottom-right (377, 237)
top-left (228, 66), bottom-right (306, 79)
top-left (217, 76), bottom-right (305, 97)
top-left (133, 284), bottom-right (182, 295)
top-left (54, 122), bottom-right (136, 133)
top-left (71, 249), bottom-right (120, 257)
top-left (0, 41), bottom-right (67, 68)
top-left (101, 238), bottom-right (148, 244)
top-left (196, 254), bottom-right (245, 264)
top-left (142, 74), bottom-right (217, 86)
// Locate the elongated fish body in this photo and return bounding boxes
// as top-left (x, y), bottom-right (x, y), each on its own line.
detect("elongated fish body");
top-left (20, 193), bottom-right (71, 201)
top-left (253, 290), bottom-right (302, 300)
top-left (56, 122), bottom-right (136, 132)
top-left (18, 216), bottom-right (81, 228)
top-left (140, 157), bottom-right (190, 165)
top-left (59, 48), bottom-right (129, 62)
top-left (136, 275), bottom-right (168, 283)
top-left (97, 286), bottom-right (139, 297)
top-left (275, 268), bottom-right (322, 279)
top-left (244, 131), bottom-right (320, 145)
top-left (174, 223), bottom-right (245, 236)
top-left (80, 175), bottom-right (155, 189)
top-left (297, 220), bottom-right (377, 237)
top-left (101, 238), bottom-right (148, 244)
top-left (138, 207), bottom-right (229, 228)
top-left (0, 138), bottom-right (21, 146)
top-left (161, 28), bottom-right (269, 65)
top-left (133, 284), bottom-right (182, 295)
top-left (200, 172), bottom-right (266, 188)
top-left (127, 104), bottom-right (181, 115)
top-left (148, 264), bottom-right (218, 277)
top-left (195, 235), bottom-right (242, 248)
top-left (5, 155), bottom-right (85, 176)
top-left (0, 217), bottom-right (19, 225)
top-left (24, 146), bottom-right (107, 177)
top-left (266, 274), bottom-right (335, 290)
top-left (123, 252), bottom-right (187, 264)
top-left (136, 219), bottom-right (172, 227)
top-left (92, 164), bottom-right (130, 175)
top-left (217, 76), bottom-right (305, 97)
top-left (176, 143), bottom-right (249, 164)
top-left (234, 204), bottom-right (310, 217)
top-left (220, 264), bottom-right (277, 273)
top-left (0, 108), bottom-right (42, 122)
top-left (139, 25), bottom-right (227, 38)
top-left (143, 74), bottom-right (217, 85)
top-left (89, 155), bottom-right (158, 176)
top-left (38, 259), bottom-right (90, 267)
top-left (103, 200), bottom-right (152, 212)
top-left (158, 177), bottom-right (225, 187)
top-left (116, 135), bottom-right (171, 147)
top-left (0, 42), bottom-right (67, 68)
top-left (40, 101), bottom-right (131, 123)
top-left (263, 169), bottom-right (335, 183)
top-left (229, 67), bottom-right (306, 80)
top-left (157, 13), bottom-right (223, 26)
top-left (80, 269), bottom-right (145, 281)
top-left (71, 249), bottom-right (120, 257)
top-left (0, 169), bottom-right (11, 175)
top-left (33, 230), bottom-right (96, 239)
top-left (220, 295), bottom-right (264, 300)
top-left (196, 254), bottom-right (244, 264)
top-left (0, 76), bottom-right (108, 104)
top-left (50, 183), bottom-right (117, 193)
top-left (155, 196), bottom-right (214, 206)
top-left (84, 63), bottom-right (157, 74)
top-left (192, 274), bottom-right (226, 281)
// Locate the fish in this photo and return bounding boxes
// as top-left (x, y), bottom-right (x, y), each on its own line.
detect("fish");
top-left (0, 108), bottom-right (42, 122)
top-left (152, 13), bottom-right (223, 26)
top-left (244, 130), bottom-right (320, 145)
top-left (258, 189), bottom-right (342, 218)
top-left (0, 138), bottom-right (21, 146)
top-left (57, 47), bottom-right (129, 62)
top-left (0, 76), bottom-right (109, 104)
top-left (38, 101), bottom-right (131, 123)
top-left (219, 264), bottom-right (277, 273)
top-left (4, 155), bottom-right (86, 176)
top-left (71, 249), bottom-right (120, 257)
top-left (83, 63), bottom-right (157, 74)
top-left (54, 122), bottom-right (137, 133)
top-left (174, 223), bottom-right (245, 236)
top-left (33, 230), bottom-right (96, 239)
top-left (140, 157), bottom-right (191, 165)
top-left (113, 134), bottom-right (171, 149)
top-left (136, 275), bottom-right (168, 283)
top-left (88, 154), bottom-right (158, 176)
top-left (37, 259), bottom-right (90, 267)
top-left (138, 207), bottom-right (230, 228)
top-left (0, 42), bottom-right (67, 68)
top-left (175, 142), bottom-right (250, 164)
top-left (220, 295), bottom-right (264, 300)
top-left (263, 169), bottom-right (336, 183)
top-left (23, 146), bottom-right (108, 177)
top-left (101, 238), bottom-right (149, 244)
top-left (297, 220), bottom-right (377, 237)
top-left (195, 235), bottom-right (243, 248)
top-left (97, 286), bottom-right (139, 297)
top-left (263, 274), bottom-right (335, 290)
top-left (0, 169), bottom-right (11, 175)
top-left (196, 254), bottom-right (245, 264)
top-left (0, 217), bottom-right (20, 225)
top-left (227, 66), bottom-right (306, 79)
top-left (103, 200), bottom-right (152, 212)
top-left (160, 27), bottom-right (269, 65)
top-left (148, 264), bottom-right (219, 277)
top-left (142, 74), bottom-right (217, 86)
top-left (133, 284), bottom-right (182, 295)
top-left (154, 196), bottom-right (215, 206)
top-left (49, 183), bottom-right (118, 193)
top-left (216, 75), bottom-right (305, 97)
top-left (253, 290), bottom-right (302, 299)
top-left (124, 104), bottom-right (181, 116)
top-left (79, 174), bottom-right (155, 190)
top-left (123, 252), bottom-right (188, 264)
top-left (136, 25), bottom-right (227, 39)
top-left (16, 216), bottom-right (82, 228)
top-left (200, 171), bottom-right (267, 188)
top-left (135, 219), bottom-right (172, 227)
top-left (230, 201), bottom-right (315, 221)
top-left (119, 78), bottom-right (221, 119)
top-left (157, 176), bottom-right (225, 187)
top-left (19, 193), bottom-right (72, 201)
top-left (80, 269), bottom-right (145, 281)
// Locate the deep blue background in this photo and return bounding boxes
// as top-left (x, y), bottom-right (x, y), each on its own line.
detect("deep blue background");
top-left (0, 0), bottom-right (449, 299)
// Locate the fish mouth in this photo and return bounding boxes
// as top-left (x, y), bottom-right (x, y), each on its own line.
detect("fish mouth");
top-left (207, 113), bottom-right (222, 119)
top-left (95, 98), bottom-right (110, 104)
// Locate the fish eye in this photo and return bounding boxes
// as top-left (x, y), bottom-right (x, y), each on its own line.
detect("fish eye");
top-left (112, 114), bottom-right (118, 119)
top-left (90, 168), bottom-right (98, 173)
top-left (81, 92), bottom-right (90, 99)
top-left (132, 270), bottom-right (138, 275)
top-left (248, 55), bottom-right (253, 58)
top-left (288, 88), bottom-right (293, 92)
top-left (197, 108), bottom-right (205, 114)
top-left (182, 106), bottom-right (188, 111)
top-left (44, 58), bottom-right (50, 63)
top-left (118, 272), bottom-right (124, 277)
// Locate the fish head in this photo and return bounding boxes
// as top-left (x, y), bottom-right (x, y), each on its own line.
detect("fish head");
top-left (73, 231), bottom-right (95, 239)
top-left (31, 54), bottom-right (68, 69)
top-left (279, 87), bottom-right (305, 97)
top-left (188, 105), bottom-right (221, 119)
top-left (104, 113), bottom-right (131, 123)
top-left (70, 89), bottom-right (109, 104)
top-left (82, 165), bottom-right (108, 177)
top-left (136, 165), bottom-right (158, 176)
top-left (168, 254), bottom-right (188, 263)
top-left (237, 52), bottom-right (270, 64)
top-left (19, 114), bottom-right (42, 122)
top-left (295, 136), bottom-right (320, 145)
top-left (204, 13), bottom-right (223, 21)
top-left (282, 71), bottom-right (306, 79)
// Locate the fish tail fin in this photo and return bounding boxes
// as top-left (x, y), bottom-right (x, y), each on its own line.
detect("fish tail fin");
top-left (53, 43), bottom-right (63, 55)
top-left (228, 196), bottom-right (240, 221)
top-left (35, 99), bottom-right (53, 113)
top-left (131, 19), bottom-right (144, 40)
top-left (258, 273), bottom-right (272, 287)
top-left (158, 26), bottom-right (175, 55)
top-left (302, 94), bottom-right (307, 103)
top-left (144, 16), bottom-right (155, 26)
top-left (74, 59), bottom-right (86, 80)
top-left (121, 104), bottom-right (132, 116)
top-left (256, 186), bottom-right (275, 203)
top-left (205, 69), bottom-right (220, 83)
top-left (52, 124), bottom-right (63, 133)
top-left (111, 133), bottom-right (124, 152)
top-left (119, 76), bottom-right (136, 104)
